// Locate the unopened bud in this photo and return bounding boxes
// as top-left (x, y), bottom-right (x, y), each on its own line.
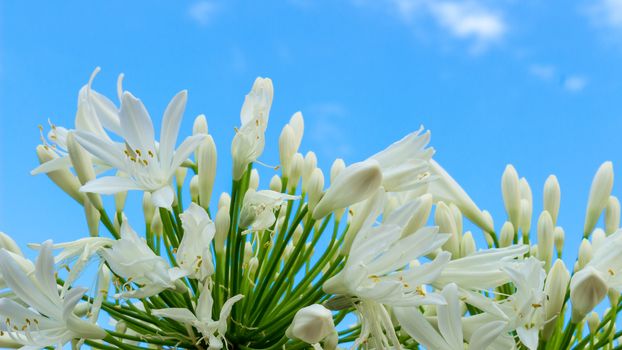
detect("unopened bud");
top-left (248, 257), bottom-right (259, 279)
top-left (67, 133), bottom-right (102, 209)
top-left (289, 111), bottom-right (304, 152)
top-left (554, 226), bottom-right (565, 257)
top-left (519, 199), bottom-right (532, 234)
top-left (188, 175), bottom-right (199, 203)
top-left (286, 304), bottom-right (335, 345)
top-left (403, 194), bottom-right (433, 236)
top-left (279, 124), bottom-right (296, 176)
top-left (606, 196), bottom-right (620, 235)
top-left (288, 153), bottom-right (304, 191)
top-left (84, 200), bottom-right (101, 237)
top-left (175, 167), bottom-right (188, 188)
top-left (587, 312), bottom-right (600, 334)
top-left (578, 239), bottom-right (593, 270)
top-left (584, 161), bottom-right (614, 237)
top-left (143, 192), bottom-right (155, 225)
top-left (450, 203), bottom-right (463, 237)
top-left (193, 114), bottom-right (208, 135)
top-left (114, 187), bottom-right (128, 214)
top-left (592, 228), bottom-right (606, 252)
top-left (502, 164), bottom-right (521, 229)
top-left (249, 169), bottom-right (260, 190)
top-left (269, 175), bottom-right (282, 192)
top-left (307, 169), bottom-right (325, 213)
top-left (302, 151), bottom-right (317, 192)
top-left (542, 259), bottom-right (571, 340)
top-left (330, 159), bottom-right (345, 183)
top-left (215, 207), bottom-right (230, 254)
top-left (0, 232), bottom-right (23, 256)
top-left (537, 211), bottom-right (554, 271)
top-left (436, 202), bottom-right (459, 257)
top-left (244, 242), bottom-right (253, 266)
top-left (35, 145), bottom-right (83, 204)
top-left (481, 210), bottom-right (494, 247)
top-left (198, 135), bottom-right (217, 210)
top-left (544, 175), bottom-right (561, 225)
top-left (460, 231), bottom-right (476, 257)
top-left (218, 193), bottom-right (231, 210)
top-left (151, 210), bottom-right (163, 237)
top-left (500, 221), bottom-right (514, 248)
top-left (570, 266), bottom-right (608, 322)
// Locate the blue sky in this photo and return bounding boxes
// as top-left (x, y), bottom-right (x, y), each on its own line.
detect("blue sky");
top-left (1, 0), bottom-right (622, 268)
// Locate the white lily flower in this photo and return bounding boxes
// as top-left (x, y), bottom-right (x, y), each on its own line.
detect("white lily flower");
top-left (368, 127), bottom-right (435, 192)
top-left (75, 89), bottom-right (205, 208)
top-left (99, 219), bottom-right (187, 298)
top-left (231, 77), bottom-right (274, 180)
top-left (239, 189), bottom-right (298, 232)
top-left (153, 281), bottom-right (243, 349)
top-left (177, 203), bottom-right (216, 280)
top-left (395, 283), bottom-right (508, 350)
top-left (0, 241), bottom-right (106, 348)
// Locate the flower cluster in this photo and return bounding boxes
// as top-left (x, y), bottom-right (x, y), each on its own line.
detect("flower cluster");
top-left (1, 68), bottom-right (619, 349)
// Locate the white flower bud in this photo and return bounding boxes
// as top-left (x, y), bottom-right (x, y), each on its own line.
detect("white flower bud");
top-left (287, 153), bottom-right (304, 191)
top-left (286, 304), bottom-right (335, 345)
top-left (143, 192), bottom-right (155, 225)
top-left (606, 196), bottom-right (620, 235)
top-left (175, 167), bottom-right (188, 189)
top-left (151, 210), bottom-right (163, 237)
top-left (436, 202), bottom-right (459, 257)
top-left (330, 159), bottom-right (345, 183)
top-left (0, 232), bottom-right (22, 256)
top-left (450, 203), bottom-right (463, 237)
top-left (283, 243), bottom-right (294, 261)
top-left (307, 168), bottom-right (325, 213)
top-left (67, 133), bottom-right (102, 209)
top-left (518, 199), bottom-right (532, 234)
top-left (460, 231), bottom-right (476, 257)
top-left (248, 257), bottom-right (259, 279)
top-left (270, 175), bottom-right (282, 192)
top-left (114, 187), bottom-right (128, 214)
top-left (592, 228), bottom-right (606, 252)
top-left (578, 238), bottom-right (593, 270)
top-left (198, 135), bottom-right (217, 210)
top-left (530, 244), bottom-right (538, 257)
top-left (244, 241), bottom-right (253, 266)
top-left (542, 259), bottom-right (571, 340)
top-left (537, 211), bottom-right (554, 271)
top-left (481, 210), bottom-right (495, 246)
top-left (35, 145), bottom-right (84, 204)
top-left (215, 207), bottom-right (230, 254)
top-left (302, 151), bottom-right (318, 192)
top-left (218, 193), bottom-right (231, 210)
top-left (84, 200), bottom-right (101, 237)
top-left (554, 226), bottom-right (565, 257)
top-left (584, 161), bottom-right (614, 237)
top-left (289, 111), bottom-right (304, 152)
top-left (279, 124), bottom-right (297, 176)
top-left (249, 169), bottom-right (260, 190)
top-left (193, 114), bottom-right (208, 135)
top-left (570, 266), bottom-right (608, 322)
top-left (190, 175), bottom-right (200, 203)
top-left (402, 194), bottom-right (434, 236)
top-left (519, 177), bottom-right (533, 224)
top-left (312, 160), bottom-right (382, 220)
top-left (544, 175), bottom-right (561, 225)
top-left (502, 164), bottom-right (521, 229)
top-left (293, 225), bottom-right (304, 245)
top-left (587, 312), bottom-right (600, 334)
top-left (499, 221), bottom-right (514, 248)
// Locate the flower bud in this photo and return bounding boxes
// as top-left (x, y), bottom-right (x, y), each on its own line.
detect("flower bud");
top-left (592, 228), bottom-right (606, 252)
top-left (606, 196), bottom-right (620, 235)
top-left (450, 203), bottom-right (463, 237)
top-left (0, 232), bottom-right (22, 256)
top-left (279, 124), bottom-right (296, 176)
top-left (502, 164), bottom-right (521, 229)
top-left (218, 193), bottom-right (231, 210)
top-left (436, 202), bottom-right (459, 257)
top-left (67, 133), bottom-right (103, 209)
top-left (537, 211), bottom-right (554, 271)
top-left (190, 175), bottom-right (199, 203)
top-left (143, 192), bottom-right (155, 225)
top-left (570, 266), bottom-right (608, 322)
top-left (114, 186), bottom-right (128, 214)
top-left (578, 238), bottom-right (593, 270)
top-left (286, 304), bottom-right (335, 345)
top-left (544, 175), bottom-right (561, 225)
top-left (587, 312), bottom-right (600, 334)
top-left (481, 210), bottom-right (495, 246)
top-left (519, 178), bottom-right (533, 230)
top-left (289, 111), bottom-right (304, 152)
top-left (244, 241), bottom-right (253, 266)
top-left (312, 160), bottom-right (382, 220)
top-left (198, 135), bottom-right (217, 210)
top-left (269, 175), bottom-right (282, 192)
top-left (35, 145), bottom-right (83, 204)
top-left (554, 226), bottom-right (565, 257)
top-left (287, 153), bottom-right (304, 191)
top-left (330, 159), bottom-right (345, 183)
top-left (403, 194), bottom-right (433, 236)
top-left (150, 210), bottom-right (163, 237)
top-left (302, 151), bottom-right (318, 192)
top-left (249, 169), bottom-right (260, 190)
top-left (193, 114), bottom-right (208, 135)
top-left (542, 259), bottom-right (570, 340)
top-left (460, 231), bottom-right (476, 257)
top-left (248, 256), bottom-right (259, 279)
top-left (307, 168), bottom-right (325, 213)
top-left (84, 200), bottom-right (101, 237)
top-left (530, 244), bottom-right (538, 257)
top-left (215, 207), bottom-right (230, 254)
top-left (584, 161), bottom-right (614, 237)
top-left (499, 221), bottom-right (514, 248)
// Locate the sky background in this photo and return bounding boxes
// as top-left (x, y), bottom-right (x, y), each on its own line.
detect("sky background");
top-left (1, 0), bottom-right (622, 276)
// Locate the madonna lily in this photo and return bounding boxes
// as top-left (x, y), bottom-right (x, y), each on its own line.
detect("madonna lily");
top-left (99, 218), bottom-right (187, 298)
top-left (394, 283), bottom-right (509, 350)
top-left (177, 203), bottom-right (216, 280)
top-left (153, 281), bottom-right (243, 349)
top-left (75, 90), bottom-right (205, 208)
top-left (0, 241), bottom-right (106, 348)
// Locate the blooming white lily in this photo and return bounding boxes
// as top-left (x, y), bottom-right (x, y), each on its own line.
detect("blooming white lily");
top-left (231, 77), bottom-right (274, 180)
top-left (177, 203), bottom-right (216, 280)
top-left (75, 89), bottom-right (205, 208)
top-left (0, 241), bottom-right (106, 348)
top-left (239, 189), bottom-right (298, 232)
top-left (153, 281), bottom-right (243, 349)
top-left (99, 219), bottom-right (187, 298)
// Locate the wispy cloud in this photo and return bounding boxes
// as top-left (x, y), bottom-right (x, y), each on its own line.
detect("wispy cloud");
top-left (587, 0), bottom-right (622, 28)
top-left (563, 75), bottom-right (587, 92)
top-left (307, 103), bottom-right (352, 158)
top-left (529, 64), bottom-right (556, 81)
top-left (188, 1), bottom-right (218, 26)
top-left (529, 63), bottom-right (588, 92)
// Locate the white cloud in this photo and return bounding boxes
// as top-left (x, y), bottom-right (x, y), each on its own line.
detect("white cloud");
top-left (529, 64), bottom-right (556, 81)
top-left (428, 2), bottom-right (505, 43)
top-left (563, 76), bottom-right (587, 92)
top-left (188, 1), bottom-right (218, 26)
top-left (589, 0), bottom-right (622, 28)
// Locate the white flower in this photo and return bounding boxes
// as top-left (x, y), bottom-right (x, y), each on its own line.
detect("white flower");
top-left (286, 304), bottom-right (336, 346)
top-left (75, 89), bottom-right (205, 208)
top-left (99, 219), bottom-right (187, 298)
top-left (239, 189), bottom-right (298, 232)
top-left (0, 241), bottom-right (106, 348)
top-left (394, 283), bottom-right (508, 350)
top-left (368, 127), bottom-right (435, 192)
top-left (153, 281), bottom-right (243, 349)
top-left (177, 203), bottom-right (216, 280)
top-left (231, 77), bottom-right (273, 180)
